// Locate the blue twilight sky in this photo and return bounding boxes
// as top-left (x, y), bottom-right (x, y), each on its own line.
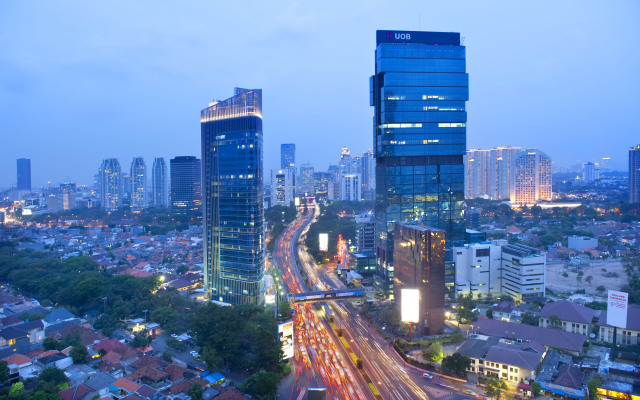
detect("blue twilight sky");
top-left (1, 1), bottom-right (639, 189)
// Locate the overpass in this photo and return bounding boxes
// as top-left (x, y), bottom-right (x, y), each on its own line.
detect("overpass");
top-left (288, 288), bottom-right (365, 304)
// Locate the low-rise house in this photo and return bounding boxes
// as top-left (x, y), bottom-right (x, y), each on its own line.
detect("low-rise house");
top-left (598, 305), bottom-right (640, 345)
top-left (35, 349), bottom-right (72, 369)
top-left (0, 320), bottom-right (45, 346)
top-left (127, 366), bottom-right (169, 388)
top-left (537, 350), bottom-right (587, 399)
top-left (538, 300), bottom-right (596, 336)
top-left (2, 353), bottom-right (39, 380)
top-left (457, 334), bottom-right (545, 383)
top-left (43, 307), bottom-right (75, 326)
top-left (85, 372), bottom-right (117, 397)
top-left (110, 377), bottom-right (141, 397)
top-left (59, 384), bottom-right (96, 400)
top-left (472, 319), bottom-right (586, 355)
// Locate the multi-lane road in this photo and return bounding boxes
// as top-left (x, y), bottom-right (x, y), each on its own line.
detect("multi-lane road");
top-left (273, 204), bottom-right (475, 400)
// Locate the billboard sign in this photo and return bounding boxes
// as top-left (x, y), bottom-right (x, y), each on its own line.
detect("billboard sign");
top-left (294, 197), bottom-right (300, 207)
top-left (401, 289), bottom-right (419, 323)
top-left (607, 290), bottom-right (628, 329)
top-left (319, 233), bottom-right (328, 252)
top-left (278, 321), bottom-right (294, 359)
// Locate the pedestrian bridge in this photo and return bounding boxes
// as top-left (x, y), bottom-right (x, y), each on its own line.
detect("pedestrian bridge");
top-left (288, 288), bottom-right (365, 304)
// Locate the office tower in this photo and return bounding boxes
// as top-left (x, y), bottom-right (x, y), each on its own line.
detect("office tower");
top-left (16, 158), bottom-right (31, 191)
top-left (631, 145), bottom-right (640, 203)
top-left (340, 174), bottom-right (361, 201)
top-left (582, 162), bottom-right (596, 183)
top-left (360, 149), bottom-right (376, 199)
top-left (466, 149), bottom-right (490, 199)
top-left (281, 143), bottom-right (295, 170)
top-left (170, 156), bottom-right (202, 215)
top-left (130, 157), bottom-right (146, 212)
top-left (452, 240), bottom-right (503, 299)
top-left (371, 30), bottom-right (467, 283)
top-left (271, 169), bottom-right (294, 206)
top-left (201, 88), bottom-right (264, 305)
top-left (511, 149), bottom-right (552, 204)
top-left (338, 147), bottom-right (353, 175)
top-left (393, 222), bottom-right (445, 335)
top-left (151, 158), bottom-right (168, 208)
top-left (122, 172), bottom-right (132, 198)
top-left (60, 183), bottom-right (77, 210)
top-left (600, 157), bottom-right (612, 172)
top-left (313, 172), bottom-right (330, 199)
top-left (99, 158), bottom-right (123, 212)
top-left (489, 146), bottom-right (520, 200)
top-left (356, 212), bottom-right (376, 252)
top-left (299, 163), bottom-right (315, 195)
top-left (500, 244), bottom-right (546, 300)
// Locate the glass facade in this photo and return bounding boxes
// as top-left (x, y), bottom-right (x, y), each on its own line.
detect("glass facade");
top-left (16, 158), bottom-right (31, 191)
top-left (630, 145), bottom-right (640, 203)
top-left (201, 88), bottom-right (265, 305)
top-left (371, 30), bottom-right (467, 284)
top-left (130, 157), bottom-right (146, 212)
top-left (170, 156), bottom-right (202, 215)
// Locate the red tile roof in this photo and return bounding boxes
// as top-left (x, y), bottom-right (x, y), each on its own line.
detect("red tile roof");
top-left (112, 377), bottom-right (141, 393)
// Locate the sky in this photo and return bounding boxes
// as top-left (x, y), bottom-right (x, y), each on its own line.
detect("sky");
top-left (1, 0), bottom-right (639, 189)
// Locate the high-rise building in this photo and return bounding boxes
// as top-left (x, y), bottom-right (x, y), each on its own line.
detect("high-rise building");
top-left (500, 244), bottom-right (546, 300)
top-left (170, 156), bottom-right (202, 215)
top-left (313, 172), bottom-right (330, 199)
top-left (466, 149), bottom-right (490, 199)
top-left (201, 88), bottom-right (264, 305)
top-left (16, 158), bottom-right (31, 191)
top-left (99, 158), bottom-right (123, 212)
top-left (151, 157), bottom-right (168, 208)
top-left (600, 157), bottom-right (612, 172)
top-left (60, 183), bottom-right (77, 210)
top-left (511, 149), bottom-right (552, 204)
top-left (582, 162), bottom-right (596, 183)
top-left (281, 143), bottom-right (295, 171)
top-left (271, 169), bottom-right (294, 206)
top-left (466, 147), bottom-right (520, 200)
top-left (340, 174), bottom-right (361, 201)
top-left (122, 172), bottom-right (132, 198)
top-left (489, 146), bottom-right (520, 200)
top-left (371, 30), bottom-right (467, 283)
top-left (356, 212), bottom-right (376, 252)
top-left (631, 145), bottom-right (640, 203)
top-left (299, 163), bottom-right (315, 195)
top-left (360, 150), bottom-right (375, 199)
top-left (393, 222), bottom-right (445, 335)
top-left (130, 157), bottom-right (146, 212)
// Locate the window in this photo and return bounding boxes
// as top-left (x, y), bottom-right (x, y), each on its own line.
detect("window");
top-left (476, 248), bottom-right (490, 257)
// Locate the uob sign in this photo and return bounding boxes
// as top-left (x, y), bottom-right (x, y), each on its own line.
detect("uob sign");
top-left (386, 32), bottom-right (411, 40)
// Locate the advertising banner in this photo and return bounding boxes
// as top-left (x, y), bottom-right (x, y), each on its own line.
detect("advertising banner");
top-left (607, 290), bottom-right (628, 329)
top-left (319, 233), bottom-right (328, 252)
top-left (278, 321), bottom-right (294, 359)
top-left (401, 288), bottom-right (420, 323)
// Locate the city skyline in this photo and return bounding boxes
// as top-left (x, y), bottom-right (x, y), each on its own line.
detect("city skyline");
top-left (1, 1), bottom-right (639, 188)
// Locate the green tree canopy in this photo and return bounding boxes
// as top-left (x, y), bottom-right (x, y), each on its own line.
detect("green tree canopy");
top-left (441, 353), bottom-right (471, 375)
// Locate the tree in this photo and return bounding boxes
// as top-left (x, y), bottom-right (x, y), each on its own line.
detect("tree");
top-left (531, 382), bottom-right (541, 396)
top-left (486, 309), bottom-right (494, 319)
top-left (0, 360), bottom-right (9, 383)
top-left (239, 370), bottom-right (279, 400)
top-left (441, 353), bottom-right (471, 375)
top-left (596, 285), bottom-right (606, 294)
top-left (70, 345), bottom-right (88, 364)
top-left (9, 382), bottom-right (25, 397)
top-left (43, 337), bottom-right (61, 351)
top-left (131, 331), bottom-right (151, 348)
top-left (278, 299), bottom-right (291, 320)
top-left (585, 275), bottom-right (593, 285)
top-left (548, 314), bottom-right (562, 329)
top-left (38, 367), bottom-right (67, 385)
top-left (422, 342), bottom-right (444, 362)
top-left (457, 295), bottom-right (479, 324)
top-left (163, 351), bottom-right (173, 362)
top-left (522, 312), bottom-right (539, 326)
top-left (187, 383), bottom-right (203, 400)
top-left (586, 375), bottom-right (603, 400)
top-left (486, 378), bottom-right (508, 400)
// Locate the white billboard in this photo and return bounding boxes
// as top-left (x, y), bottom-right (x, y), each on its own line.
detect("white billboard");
top-left (401, 289), bottom-right (420, 323)
top-left (607, 290), bottom-right (628, 329)
top-left (278, 321), bottom-right (294, 359)
top-left (319, 233), bottom-right (329, 252)
top-left (294, 197), bottom-right (300, 207)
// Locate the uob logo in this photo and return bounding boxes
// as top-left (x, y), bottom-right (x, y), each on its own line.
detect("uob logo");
top-left (386, 32), bottom-right (411, 40)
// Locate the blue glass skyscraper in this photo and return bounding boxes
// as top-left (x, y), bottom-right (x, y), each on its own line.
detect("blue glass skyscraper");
top-left (201, 88), bottom-right (264, 305)
top-left (371, 30), bottom-right (467, 284)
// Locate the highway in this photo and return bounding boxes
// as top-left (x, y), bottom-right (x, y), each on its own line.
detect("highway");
top-left (274, 203), bottom-right (476, 400)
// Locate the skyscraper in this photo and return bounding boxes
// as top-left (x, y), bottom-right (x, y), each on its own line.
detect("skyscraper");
top-left (393, 222), bottom-right (445, 335)
top-left (281, 143), bottom-right (295, 170)
top-left (151, 158), bottom-right (168, 208)
top-left (371, 30), bottom-right (467, 283)
top-left (16, 158), bottom-right (31, 191)
top-left (466, 146), bottom-right (520, 200)
top-left (99, 158), bottom-right (123, 212)
top-left (170, 156), bottom-right (202, 215)
top-left (271, 169), bottom-right (294, 206)
top-left (511, 149), bottom-right (552, 204)
top-left (130, 157), bottom-right (146, 212)
top-left (340, 174), bottom-right (361, 201)
top-left (201, 88), bottom-right (264, 305)
top-left (299, 163), bottom-right (315, 195)
top-left (582, 162), bottom-right (596, 183)
top-left (630, 145), bottom-right (640, 203)
top-left (360, 149), bottom-right (375, 199)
